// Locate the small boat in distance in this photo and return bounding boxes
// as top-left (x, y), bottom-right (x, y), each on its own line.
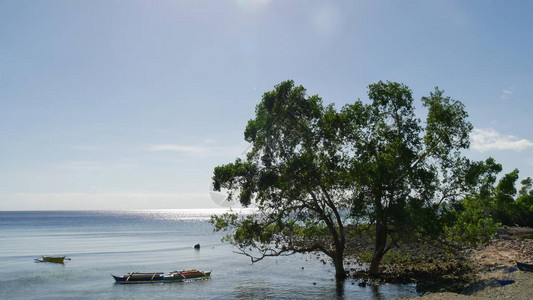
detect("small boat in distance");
top-left (516, 261), bottom-right (533, 272)
top-left (34, 256), bottom-right (70, 264)
top-left (112, 269), bottom-right (211, 284)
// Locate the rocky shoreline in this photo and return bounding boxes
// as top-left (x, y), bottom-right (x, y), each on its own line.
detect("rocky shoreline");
top-left (407, 228), bottom-right (533, 300)
top-left (341, 227), bottom-right (533, 298)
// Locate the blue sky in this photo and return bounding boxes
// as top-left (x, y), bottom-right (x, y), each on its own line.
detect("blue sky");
top-left (1, 0), bottom-right (532, 210)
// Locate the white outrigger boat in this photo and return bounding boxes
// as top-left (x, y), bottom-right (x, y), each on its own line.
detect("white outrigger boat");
top-left (112, 269), bottom-right (211, 284)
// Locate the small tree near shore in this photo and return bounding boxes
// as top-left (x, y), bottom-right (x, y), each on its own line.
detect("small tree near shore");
top-left (448, 157), bottom-right (533, 230)
top-left (211, 80), bottom-right (481, 280)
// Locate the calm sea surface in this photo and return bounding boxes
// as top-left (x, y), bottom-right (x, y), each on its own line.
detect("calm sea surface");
top-left (0, 209), bottom-right (417, 299)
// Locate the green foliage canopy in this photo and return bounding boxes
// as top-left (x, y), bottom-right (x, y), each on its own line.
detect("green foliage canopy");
top-left (211, 80), bottom-right (497, 278)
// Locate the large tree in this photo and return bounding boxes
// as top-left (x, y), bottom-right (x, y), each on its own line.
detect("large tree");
top-left (211, 80), bottom-right (475, 279)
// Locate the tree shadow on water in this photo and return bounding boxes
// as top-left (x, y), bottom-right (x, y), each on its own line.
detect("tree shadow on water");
top-left (334, 280), bottom-right (384, 299)
top-left (371, 285), bottom-right (384, 300)
top-left (335, 280), bottom-right (345, 298)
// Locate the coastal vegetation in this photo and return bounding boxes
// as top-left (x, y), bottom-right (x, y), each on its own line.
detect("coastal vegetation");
top-left (210, 80), bottom-right (532, 281)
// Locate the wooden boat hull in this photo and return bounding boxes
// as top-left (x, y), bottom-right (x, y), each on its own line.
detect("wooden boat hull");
top-left (112, 270), bottom-right (211, 284)
top-left (35, 256), bottom-right (67, 264)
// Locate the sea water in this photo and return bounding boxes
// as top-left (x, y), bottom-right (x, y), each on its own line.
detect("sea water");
top-left (0, 210), bottom-right (418, 299)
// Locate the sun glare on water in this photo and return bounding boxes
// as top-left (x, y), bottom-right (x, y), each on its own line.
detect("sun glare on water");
top-left (111, 208), bottom-right (257, 221)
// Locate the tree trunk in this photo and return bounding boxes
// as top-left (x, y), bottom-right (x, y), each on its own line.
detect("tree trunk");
top-left (369, 248), bottom-right (385, 276)
top-left (369, 222), bottom-right (387, 276)
top-left (333, 251), bottom-right (347, 281)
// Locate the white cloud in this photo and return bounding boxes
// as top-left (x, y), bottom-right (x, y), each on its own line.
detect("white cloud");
top-left (471, 128), bottom-right (533, 152)
top-left (51, 160), bottom-right (107, 170)
top-left (500, 88), bottom-right (513, 100)
top-left (149, 144), bottom-right (209, 155)
top-left (70, 145), bottom-right (100, 151)
top-left (51, 160), bottom-right (133, 170)
top-left (4, 192), bottom-right (215, 210)
top-left (148, 143), bottom-right (245, 157)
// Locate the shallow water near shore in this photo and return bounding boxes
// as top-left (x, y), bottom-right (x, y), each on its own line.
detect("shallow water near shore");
top-left (0, 210), bottom-right (418, 299)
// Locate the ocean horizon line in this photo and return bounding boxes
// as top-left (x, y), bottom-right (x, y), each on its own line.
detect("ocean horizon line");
top-left (0, 207), bottom-right (256, 213)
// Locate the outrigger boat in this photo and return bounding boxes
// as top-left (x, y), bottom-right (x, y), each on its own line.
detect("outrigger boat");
top-left (34, 256), bottom-right (70, 264)
top-left (516, 261), bottom-right (533, 272)
top-left (111, 269), bottom-right (211, 284)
